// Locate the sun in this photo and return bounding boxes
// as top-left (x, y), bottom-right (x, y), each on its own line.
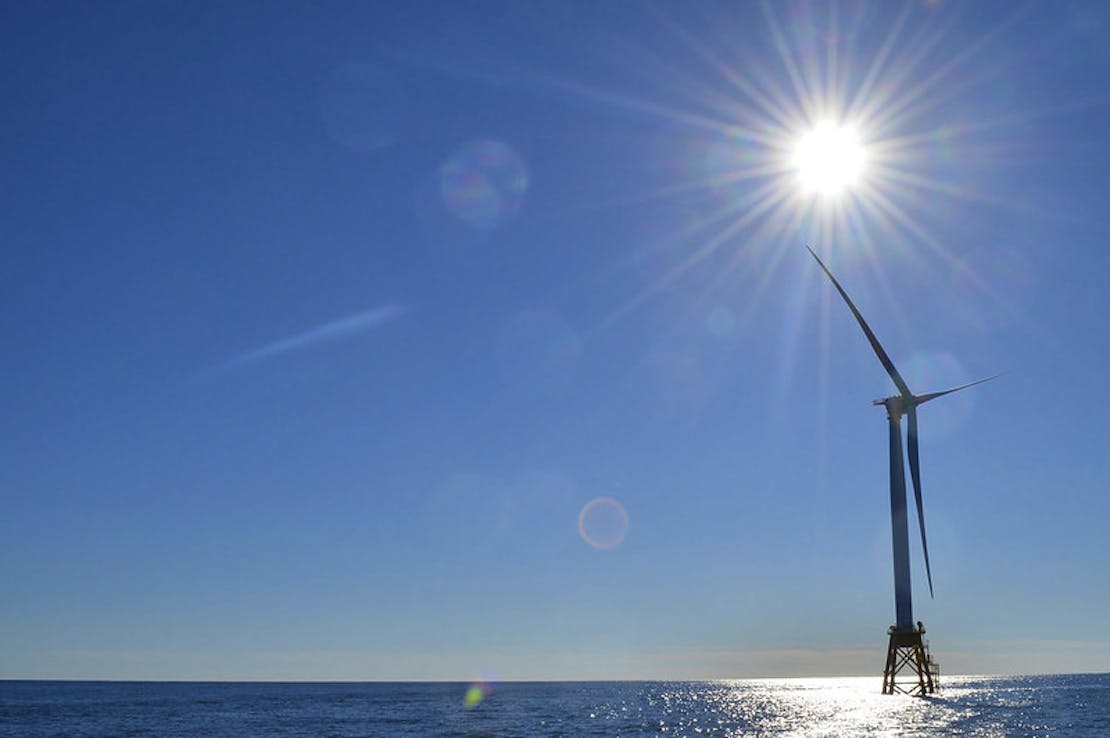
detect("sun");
top-left (793, 122), bottom-right (866, 197)
top-left (575, 2), bottom-right (1012, 331)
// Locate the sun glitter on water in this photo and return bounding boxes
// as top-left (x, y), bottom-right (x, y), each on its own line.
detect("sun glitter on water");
top-left (792, 122), bottom-right (866, 196)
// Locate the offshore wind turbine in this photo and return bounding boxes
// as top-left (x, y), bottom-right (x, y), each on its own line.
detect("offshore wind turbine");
top-left (807, 246), bottom-right (996, 695)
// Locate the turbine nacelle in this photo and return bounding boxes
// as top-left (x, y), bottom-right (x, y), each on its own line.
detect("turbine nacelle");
top-left (874, 395), bottom-right (913, 417)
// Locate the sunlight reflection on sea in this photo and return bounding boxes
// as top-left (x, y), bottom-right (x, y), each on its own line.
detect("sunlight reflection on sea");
top-left (3, 675), bottom-right (1108, 737)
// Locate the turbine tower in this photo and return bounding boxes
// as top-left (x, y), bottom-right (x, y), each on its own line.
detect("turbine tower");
top-left (807, 246), bottom-right (995, 695)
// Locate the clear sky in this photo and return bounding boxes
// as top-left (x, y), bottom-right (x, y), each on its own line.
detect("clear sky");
top-left (4, 1), bottom-right (1110, 681)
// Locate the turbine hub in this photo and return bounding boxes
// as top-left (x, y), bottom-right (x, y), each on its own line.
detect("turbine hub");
top-left (877, 395), bottom-right (912, 419)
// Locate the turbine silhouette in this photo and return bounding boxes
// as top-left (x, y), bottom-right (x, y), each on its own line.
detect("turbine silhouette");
top-left (807, 246), bottom-right (998, 694)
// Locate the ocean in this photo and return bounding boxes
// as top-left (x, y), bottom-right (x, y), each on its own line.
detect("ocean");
top-left (2, 674), bottom-right (1108, 737)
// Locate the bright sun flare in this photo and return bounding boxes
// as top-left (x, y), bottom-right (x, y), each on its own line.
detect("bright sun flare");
top-left (793, 122), bottom-right (865, 196)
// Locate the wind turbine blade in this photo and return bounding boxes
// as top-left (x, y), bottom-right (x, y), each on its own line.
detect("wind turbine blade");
top-left (915, 373), bottom-right (1003, 405)
top-left (906, 405), bottom-right (935, 598)
top-left (806, 246), bottom-right (913, 398)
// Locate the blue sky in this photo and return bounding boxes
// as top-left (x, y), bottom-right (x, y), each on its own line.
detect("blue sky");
top-left (3, 1), bottom-right (1110, 681)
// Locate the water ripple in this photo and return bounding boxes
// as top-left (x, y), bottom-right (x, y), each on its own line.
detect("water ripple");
top-left (2, 675), bottom-right (1108, 737)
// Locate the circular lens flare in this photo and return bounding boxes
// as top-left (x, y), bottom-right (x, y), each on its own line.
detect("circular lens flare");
top-left (793, 122), bottom-right (864, 196)
top-left (577, 497), bottom-right (629, 550)
top-left (440, 140), bottom-right (528, 229)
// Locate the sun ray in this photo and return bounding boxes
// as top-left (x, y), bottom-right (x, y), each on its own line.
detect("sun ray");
top-left (547, 7), bottom-right (797, 144)
top-left (845, 3), bottom-right (915, 122)
top-left (761, 0), bottom-right (821, 123)
top-left (872, 164), bottom-right (1034, 214)
top-left (592, 182), bottom-right (793, 336)
top-left (548, 150), bottom-right (791, 225)
top-left (843, 198), bottom-right (879, 264)
top-left (788, 3), bottom-right (822, 118)
top-left (649, 6), bottom-right (803, 133)
top-left (861, 241), bottom-right (917, 380)
top-left (867, 7), bottom-right (1032, 134)
top-left (864, 186), bottom-right (961, 274)
top-left (545, 76), bottom-right (757, 138)
top-left (825, 4), bottom-right (843, 118)
top-left (489, 0), bottom-right (1057, 378)
top-left (851, 23), bottom-right (954, 129)
top-left (697, 208), bottom-right (803, 328)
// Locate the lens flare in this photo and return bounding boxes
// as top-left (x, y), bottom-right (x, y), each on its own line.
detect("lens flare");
top-left (463, 684), bottom-right (486, 708)
top-left (441, 140), bottom-right (528, 229)
top-left (578, 497), bottom-right (629, 550)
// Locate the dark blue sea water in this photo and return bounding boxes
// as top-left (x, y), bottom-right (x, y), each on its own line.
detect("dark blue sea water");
top-left (2, 675), bottom-right (1108, 737)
